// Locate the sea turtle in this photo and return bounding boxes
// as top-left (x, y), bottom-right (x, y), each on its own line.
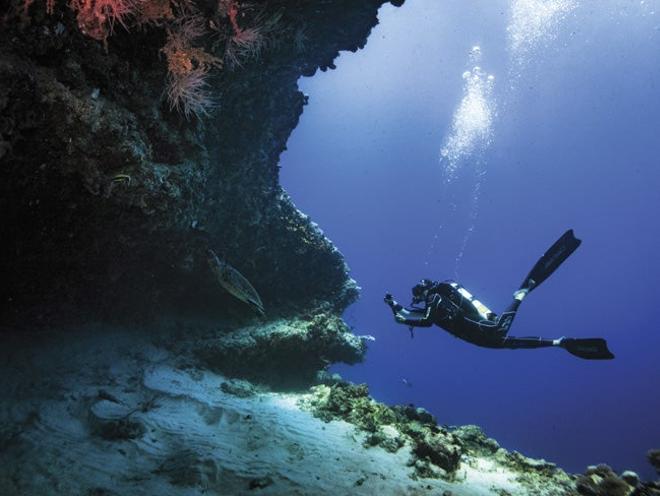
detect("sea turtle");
top-left (207, 249), bottom-right (264, 315)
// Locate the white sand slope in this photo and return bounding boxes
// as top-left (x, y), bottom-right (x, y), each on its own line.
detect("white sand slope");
top-left (0, 327), bottom-right (571, 495)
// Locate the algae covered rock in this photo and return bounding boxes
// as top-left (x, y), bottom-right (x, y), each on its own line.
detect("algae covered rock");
top-left (620, 470), bottom-right (640, 487)
top-left (492, 449), bottom-right (575, 494)
top-left (193, 313), bottom-right (365, 388)
top-left (496, 449), bottom-right (558, 477)
top-left (449, 424), bottom-right (575, 494)
top-left (219, 379), bottom-right (259, 398)
top-left (451, 424), bottom-right (501, 456)
top-left (403, 422), bottom-right (461, 478)
top-left (303, 382), bottom-right (396, 429)
top-left (576, 464), bottom-right (637, 496)
top-left (578, 465), bottom-right (660, 496)
top-left (301, 381), bottom-right (463, 477)
top-left (649, 449), bottom-right (660, 474)
top-left (391, 404), bottom-right (437, 425)
top-left (364, 424), bottom-right (406, 453)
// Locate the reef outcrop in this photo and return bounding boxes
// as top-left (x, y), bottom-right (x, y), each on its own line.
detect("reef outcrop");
top-left (575, 464), bottom-right (660, 496)
top-left (301, 382), bottom-right (463, 477)
top-left (301, 382), bottom-right (578, 492)
top-left (0, 0), bottom-right (394, 328)
top-left (181, 311), bottom-right (367, 388)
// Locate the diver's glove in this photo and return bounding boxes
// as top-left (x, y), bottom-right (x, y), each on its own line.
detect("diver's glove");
top-left (384, 293), bottom-right (403, 313)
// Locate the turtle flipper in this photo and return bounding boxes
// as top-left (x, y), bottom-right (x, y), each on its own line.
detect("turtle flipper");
top-left (207, 250), bottom-right (264, 315)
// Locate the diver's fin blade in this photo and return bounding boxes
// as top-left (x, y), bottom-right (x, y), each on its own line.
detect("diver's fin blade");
top-left (520, 229), bottom-right (582, 291)
top-left (561, 338), bottom-right (614, 360)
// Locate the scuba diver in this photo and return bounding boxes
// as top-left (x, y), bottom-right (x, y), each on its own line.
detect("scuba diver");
top-left (384, 230), bottom-right (614, 360)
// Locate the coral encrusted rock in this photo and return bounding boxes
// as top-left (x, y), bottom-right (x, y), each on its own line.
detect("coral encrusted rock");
top-left (301, 382), bottom-right (463, 477)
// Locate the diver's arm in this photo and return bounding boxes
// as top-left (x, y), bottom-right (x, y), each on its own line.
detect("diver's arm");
top-left (395, 312), bottom-right (434, 327)
top-left (384, 293), bottom-right (406, 314)
top-left (385, 293), bottom-right (434, 327)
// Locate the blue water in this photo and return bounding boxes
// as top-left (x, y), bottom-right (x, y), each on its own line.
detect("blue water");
top-left (281, 0), bottom-right (660, 478)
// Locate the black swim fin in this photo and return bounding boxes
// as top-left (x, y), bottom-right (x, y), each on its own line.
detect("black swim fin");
top-left (560, 338), bottom-right (615, 360)
top-left (520, 229), bottom-right (582, 292)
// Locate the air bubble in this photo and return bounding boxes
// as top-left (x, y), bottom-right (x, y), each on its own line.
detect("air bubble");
top-left (508, 0), bottom-right (578, 60)
top-left (440, 53), bottom-right (496, 181)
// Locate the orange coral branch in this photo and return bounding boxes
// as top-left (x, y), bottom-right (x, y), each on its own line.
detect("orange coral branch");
top-left (162, 17), bottom-right (222, 119)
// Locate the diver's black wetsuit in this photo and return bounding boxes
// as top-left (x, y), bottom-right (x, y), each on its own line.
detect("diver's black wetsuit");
top-left (387, 280), bottom-right (554, 350)
top-left (385, 230), bottom-right (615, 360)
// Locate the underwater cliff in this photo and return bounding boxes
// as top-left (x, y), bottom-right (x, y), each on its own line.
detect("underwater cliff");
top-left (0, 0), bottom-right (388, 327)
top-left (0, 0), bottom-right (659, 494)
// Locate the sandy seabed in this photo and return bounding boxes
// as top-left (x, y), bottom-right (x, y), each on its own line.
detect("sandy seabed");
top-left (0, 326), bottom-right (570, 496)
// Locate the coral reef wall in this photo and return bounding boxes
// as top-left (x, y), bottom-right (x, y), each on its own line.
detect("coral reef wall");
top-left (0, 0), bottom-right (403, 328)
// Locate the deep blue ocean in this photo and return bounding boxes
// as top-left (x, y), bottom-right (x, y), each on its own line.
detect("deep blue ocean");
top-left (281, 0), bottom-right (660, 479)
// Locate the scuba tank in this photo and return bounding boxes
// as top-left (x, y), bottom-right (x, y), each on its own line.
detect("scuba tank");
top-left (447, 281), bottom-right (495, 321)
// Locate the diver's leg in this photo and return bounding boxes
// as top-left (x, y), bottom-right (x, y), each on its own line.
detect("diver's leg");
top-left (495, 230), bottom-right (581, 336)
top-left (495, 289), bottom-right (528, 335)
top-left (498, 336), bottom-right (557, 349)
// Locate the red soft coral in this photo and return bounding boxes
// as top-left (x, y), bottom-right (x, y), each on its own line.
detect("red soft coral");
top-left (218, 0), bottom-right (266, 68)
top-left (162, 16), bottom-right (222, 119)
top-left (69, 0), bottom-right (137, 44)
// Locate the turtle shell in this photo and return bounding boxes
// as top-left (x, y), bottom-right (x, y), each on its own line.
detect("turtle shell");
top-left (208, 250), bottom-right (264, 315)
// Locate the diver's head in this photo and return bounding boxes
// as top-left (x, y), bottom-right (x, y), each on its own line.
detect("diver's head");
top-left (412, 279), bottom-right (434, 304)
